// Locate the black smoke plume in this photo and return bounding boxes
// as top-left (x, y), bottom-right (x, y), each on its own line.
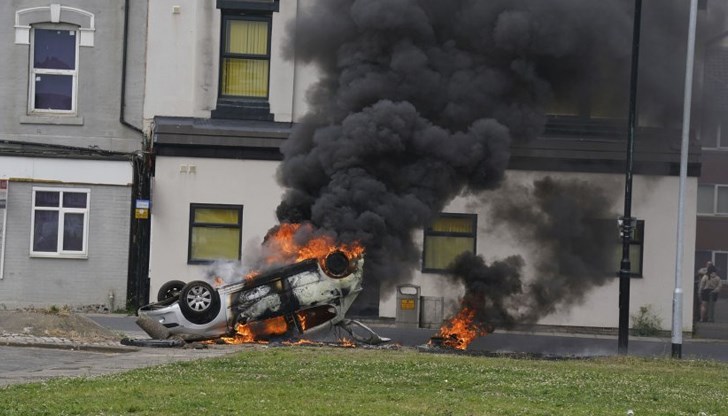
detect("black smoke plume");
top-left (275, 1), bottom-right (720, 324)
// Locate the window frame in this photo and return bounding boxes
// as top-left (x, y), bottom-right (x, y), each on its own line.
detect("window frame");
top-left (28, 25), bottom-right (80, 115)
top-left (700, 121), bottom-right (728, 150)
top-left (187, 203), bottom-right (244, 264)
top-left (421, 213), bottom-right (477, 274)
top-left (698, 184), bottom-right (728, 216)
top-left (29, 187), bottom-right (90, 258)
top-left (217, 13), bottom-right (272, 101)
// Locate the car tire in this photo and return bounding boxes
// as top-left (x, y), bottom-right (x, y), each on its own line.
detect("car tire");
top-left (179, 281), bottom-right (221, 325)
top-left (157, 280), bottom-right (186, 302)
top-left (323, 251), bottom-right (351, 278)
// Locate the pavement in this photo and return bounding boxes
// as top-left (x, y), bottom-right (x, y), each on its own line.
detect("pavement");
top-left (2, 312), bottom-right (728, 387)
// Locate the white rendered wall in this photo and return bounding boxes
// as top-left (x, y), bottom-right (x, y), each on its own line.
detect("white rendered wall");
top-left (379, 170), bottom-right (698, 332)
top-left (0, 156), bottom-right (132, 185)
top-left (143, 0), bottom-right (299, 123)
top-left (148, 157), bottom-right (284, 297)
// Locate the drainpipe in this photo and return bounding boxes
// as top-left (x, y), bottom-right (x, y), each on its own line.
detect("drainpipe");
top-left (121, 0), bottom-right (152, 309)
top-left (120, 0), bottom-right (143, 135)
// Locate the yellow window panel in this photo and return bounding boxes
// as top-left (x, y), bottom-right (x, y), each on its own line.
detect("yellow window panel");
top-left (226, 20), bottom-right (269, 55)
top-left (194, 208), bottom-right (239, 225)
top-left (222, 58), bottom-right (269, 97)
top-left (191, 227), bottom-right (240, 261)
top-left (424, 236), bottom-right (474, 270)
top-left (430, 216), bottom-right (474, 233)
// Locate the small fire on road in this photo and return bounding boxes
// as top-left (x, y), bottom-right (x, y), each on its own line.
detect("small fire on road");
top-left (429, 307), bottom-right (489, 350)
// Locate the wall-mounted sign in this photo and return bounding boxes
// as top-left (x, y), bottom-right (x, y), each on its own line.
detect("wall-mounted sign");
top-left (135, 199), bottom-right (150, 219)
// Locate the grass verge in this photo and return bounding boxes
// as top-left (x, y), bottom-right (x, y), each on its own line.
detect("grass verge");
top-left (1, 346), bottom-right (727, 415)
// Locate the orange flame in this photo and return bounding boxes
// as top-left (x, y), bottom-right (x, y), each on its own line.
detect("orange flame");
top-left (337, 337), bottom-right (357, 348)
top-left (220, 316), bottom-right (290, 344)
top-left (241, 222), bottom-right (364, 282)
top-left (215, 222), bottom-right (364, 345)
top-left (263, 223), bottom-right (364, 265)
top-left (431, 307), bottom-right (487, 350)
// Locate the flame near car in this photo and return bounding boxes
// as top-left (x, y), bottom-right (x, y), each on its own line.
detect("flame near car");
top-left (137, 234), bottom-right (388, 346)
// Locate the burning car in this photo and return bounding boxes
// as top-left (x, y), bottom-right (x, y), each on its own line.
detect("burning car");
top-left (136, 250), bottom-right (389, 345)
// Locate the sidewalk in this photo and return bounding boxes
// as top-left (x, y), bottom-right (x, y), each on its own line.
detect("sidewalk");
top-left (0, 332), bottom-right (138, 353)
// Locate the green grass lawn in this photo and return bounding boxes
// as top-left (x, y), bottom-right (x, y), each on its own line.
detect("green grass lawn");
top-left (1, 346), bottom-right (726, 415)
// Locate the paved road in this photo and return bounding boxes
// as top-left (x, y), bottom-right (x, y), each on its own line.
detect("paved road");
top-left (0, 343), bottom-right (240, 387)
top-left (2, 314), bottom-right (727, 387)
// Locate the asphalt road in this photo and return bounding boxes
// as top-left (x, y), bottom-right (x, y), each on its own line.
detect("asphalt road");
top-left (0, 343), bottom-right (238, 387)
top-left (2, 314), bottom-right (727, 387)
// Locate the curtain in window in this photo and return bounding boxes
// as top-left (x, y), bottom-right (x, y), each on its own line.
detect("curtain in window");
top-left (222, 59), bottom-right (269, 97)
top-left (423, 236), bottom-right (474, 270)
top-left (190, 207), bottom-right (241, 261)
top-left (430, 217), bottom-right (474, 233)
top-left (191, 228), bottom-right (240, 260)
top-left (226, 20), bottom-right (268, 55)
top-left (222, 20), bottom-right (269, 97)
top-left (194, 208), bottom-right (239, 224)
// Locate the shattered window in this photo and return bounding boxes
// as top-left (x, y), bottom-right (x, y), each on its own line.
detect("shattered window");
top-left (30, 187), bottom-right (89, 257)
top-left (422, 213), bottom-right (477, 273)
top-left (189, 204), bottom-right (243, 263)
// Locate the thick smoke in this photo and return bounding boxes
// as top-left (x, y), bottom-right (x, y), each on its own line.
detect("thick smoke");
top-left (275, 1), bottom-right (720, 325)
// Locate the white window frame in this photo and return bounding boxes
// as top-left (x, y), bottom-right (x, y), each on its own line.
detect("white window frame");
top-left (28, 25), bottom-right (79, 115)
top-left (698, 184), bottom-right (728, 216)
top-left (30, 187), bottom-right (90, 258)
top-left (701, 122), bottom-right (728, 150)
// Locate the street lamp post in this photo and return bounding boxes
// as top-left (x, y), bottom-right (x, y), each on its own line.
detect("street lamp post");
top-left (618, 0), bottom-right (643, 355)
top-left (672, 0), bottom-right (699, 360)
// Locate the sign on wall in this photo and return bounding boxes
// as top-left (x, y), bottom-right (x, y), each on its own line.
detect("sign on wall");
top-left (135, 199), bottom-right (150, 219)
top-left (0, 179), bottom-right (7, 280)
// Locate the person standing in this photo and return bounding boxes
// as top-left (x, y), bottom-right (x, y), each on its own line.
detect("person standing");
top-left (695, 262), bottom-right (712, 321)
top-left (699, 264), bottom-right (722, 322)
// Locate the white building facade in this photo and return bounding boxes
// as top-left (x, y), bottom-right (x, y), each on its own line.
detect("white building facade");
top-left (144, 0), bottom-right (700, 334)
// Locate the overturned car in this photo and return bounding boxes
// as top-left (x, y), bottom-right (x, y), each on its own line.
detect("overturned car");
top-left (136, 251), bottom-right (388, 345)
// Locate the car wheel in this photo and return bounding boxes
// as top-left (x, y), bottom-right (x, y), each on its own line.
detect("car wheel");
top-left (157, 280), bottom-right (186, 302)
top-left (323, 251), bottom-right (351, 278)
top-left (179, 281), bottom-right (221, 325)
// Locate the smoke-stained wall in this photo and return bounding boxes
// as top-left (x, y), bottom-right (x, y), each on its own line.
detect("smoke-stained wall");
top-left (274, 0), bottom-right (706, 329)
top-left (383, 170), bottom-right (697, 331)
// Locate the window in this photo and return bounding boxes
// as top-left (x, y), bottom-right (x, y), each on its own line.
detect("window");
top-left (30, 187), bottom-right (89, 257)
top-left (698, 184), bottom-right (728, 215)
top-left (701, 121), bottom-right (728, 149)
top-left (30, 27), bottom-right (79, 113)
top-left (422, 214), bottom-right (477, 272)
top-left (188, 204), bottom-right (243, 264)
top-left (220, 17), bottom-right (270, 99)
top-left (213, 1), bottom-right (279, 120)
